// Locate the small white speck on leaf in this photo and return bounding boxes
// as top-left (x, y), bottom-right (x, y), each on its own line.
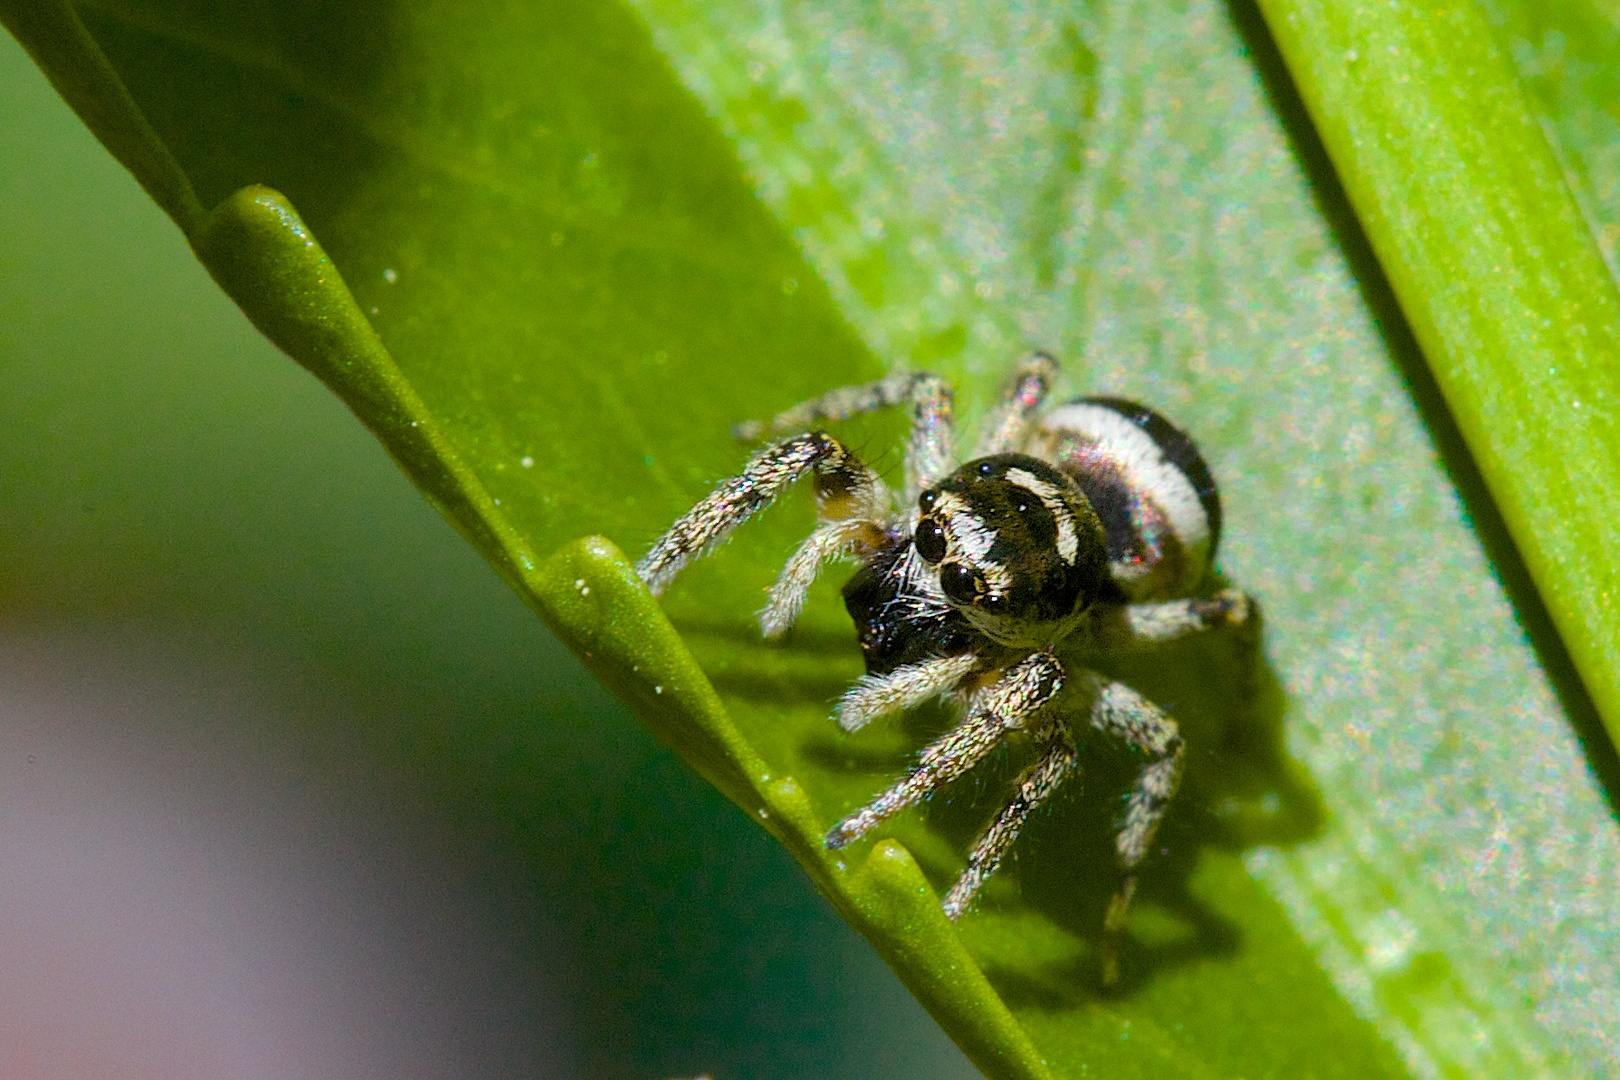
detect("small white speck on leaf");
top-left (383, 268), bottom-right (398, 283)
top-left (521, 455), bottom-right (535, 468)
top-left (1364, 908), bottom-right (1418, 973)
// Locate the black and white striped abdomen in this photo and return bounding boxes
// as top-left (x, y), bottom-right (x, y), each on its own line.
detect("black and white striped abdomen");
top-left (1025, 396), bottom-right (1221, 601)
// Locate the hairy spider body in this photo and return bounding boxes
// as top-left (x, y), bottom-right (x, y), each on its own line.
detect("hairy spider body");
top-left (636, 354), bottom-right (1255, 984)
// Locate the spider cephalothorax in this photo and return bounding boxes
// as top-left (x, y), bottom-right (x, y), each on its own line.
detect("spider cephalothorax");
top-left (636, 353), bottom-right (1256, 984)
top-left (915, 452), bottom-right (1114, 638)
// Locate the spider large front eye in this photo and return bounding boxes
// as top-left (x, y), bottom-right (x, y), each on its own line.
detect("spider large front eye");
top-left (914, 517), bottom-right (947, 563)
top-left (939, 562), bottom-right (985, 605)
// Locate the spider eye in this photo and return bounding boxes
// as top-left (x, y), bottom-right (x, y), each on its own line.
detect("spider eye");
top-left (913, 517), bottom-right (947, 563)
top-left (918, 490), bottom-right (938, 513)
top-left (939, 562), bottom-right (985, 605)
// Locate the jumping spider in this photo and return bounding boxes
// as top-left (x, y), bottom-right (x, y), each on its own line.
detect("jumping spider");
top-left (637, 352), bottom-right (1256, 983)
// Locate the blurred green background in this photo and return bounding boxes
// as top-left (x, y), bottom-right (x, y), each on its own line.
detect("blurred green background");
top-left (0, 30), bottom-right (981, 1079)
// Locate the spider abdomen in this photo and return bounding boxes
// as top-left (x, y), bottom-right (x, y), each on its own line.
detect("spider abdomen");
top-left (1027, 397), bottom-right (1221, 601)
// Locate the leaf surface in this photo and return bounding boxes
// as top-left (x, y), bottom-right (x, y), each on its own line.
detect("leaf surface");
top-left (5, 0), bottom-right (1619, 1076)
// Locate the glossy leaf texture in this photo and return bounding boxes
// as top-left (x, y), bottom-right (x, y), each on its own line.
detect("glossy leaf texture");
top-left (4, 0), bottom-right (1618, 1077)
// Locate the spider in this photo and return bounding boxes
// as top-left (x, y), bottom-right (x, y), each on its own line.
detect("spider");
top-left (636, 352), bottom-right (1256, 983)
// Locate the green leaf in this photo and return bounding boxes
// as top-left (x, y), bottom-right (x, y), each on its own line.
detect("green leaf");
top-left (1257, 0), bottom-right (1620, 771)
top-left (5, 0), bottom-right (1618, 1077)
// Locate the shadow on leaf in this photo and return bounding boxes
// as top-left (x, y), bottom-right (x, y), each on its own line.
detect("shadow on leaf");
top-left (670, 565), bottom-right (1321, 1002)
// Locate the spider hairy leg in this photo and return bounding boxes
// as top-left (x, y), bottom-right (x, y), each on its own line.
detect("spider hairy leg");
top-left (903, 373), bottom-right (956, 504)
top-left (727, 368), bottom-right (957, 510)
top-left (637, 432), bottom-right (869, 597)
top-left (732, 372), bottom-right (942, 441)
top-left (1094, 589), bottom-right (1263, 700)
top-left (942, 731), bottom-right (1079, 919)
top-left (1090, 588), bottom-right (1257, 650)
top-left (834, 653), bottom-right (979, 732)
top-left (825, 651), bottom-right (1064, 849)
top-left (975, 351), bottom-right (1059, 456)
top-left (1086, 677), bottom-right (1185, 987)
top-left (761, 518), bottom-right (887, 638)
top-left (758, 444), bottom-right (891, 637)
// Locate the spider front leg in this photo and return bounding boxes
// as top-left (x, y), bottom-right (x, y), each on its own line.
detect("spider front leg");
top-left (636, 431), bottom-right (882, 598)
top-left (759, 446), bottom-right (894, 638)
top-left (825, 651), bottom-right (1065, 848)
top-left (1086, 675), bottom-right (1186, 987)
top-left (974, 350), bottom-right (1059, 456)
top-left (731, 371), bottom-right (958, 505)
